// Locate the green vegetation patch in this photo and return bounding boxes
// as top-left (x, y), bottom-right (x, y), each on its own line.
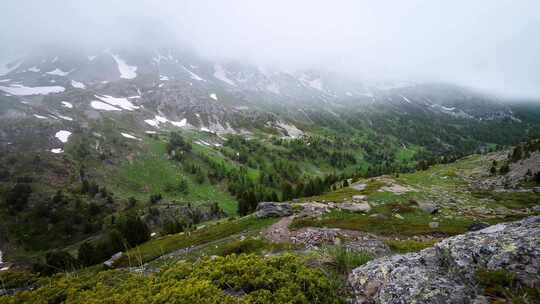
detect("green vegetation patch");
top-left (290, 206), bottom-right (473, 237)
top-left (476, 269), bottom-right (540, 303)
top-left (117, 216), bottom-right (277, 267)
top-left (1, 254), bottom-right (345, 304)
top-left (384, 239), bottom-right (438, 253)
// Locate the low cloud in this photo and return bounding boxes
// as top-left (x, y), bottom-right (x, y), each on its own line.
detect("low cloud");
top-left (1, 0), bottom-right (539, 98)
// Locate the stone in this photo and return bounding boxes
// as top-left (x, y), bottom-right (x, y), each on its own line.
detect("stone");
top-left (103, 252), bottom-right (123, 268)
top-left (429, 221), bottom-right (439, 229)
top-left (352, 195), bottom-right (367, 202)
top-left (418, 202), bottom-right (439, 214)
top-left (393, 214), bottom-right (404, 220)
top-left (531, 205), bottom-right (540, 213)
top-left (468, 222), bottom-right (490, 231)
top-left (338, 202), bottom-right (371, 213)
top-left (351, 183), bottom-right (367, 191)
top-left (255, 202), bottom-right (293, 218)
top-left (349, 216), bottom-right (540, 304)
top-left (369, 213), bottom-right (388, 220)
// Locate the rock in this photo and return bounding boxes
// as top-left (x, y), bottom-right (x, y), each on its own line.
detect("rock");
top-left (349, 216), bottom-right (540, 304)
top-left (345, 239), bottom-right (391, 257)
top-left (103, 252), bottom-right (123, 268)
top-left (533, 187), bottom-right (540, 193)
top-left (369, 213), bottom-right (388, 220)
top-left (352, 195), bottom-right (367, 202)
top-left (429, 221), bottom-right (439, 229)
top-left (468, 222), bottom-right (490, 231)
top-left (393, 214), bottom-right (404, 220)
top-left (255, 202), bottom-right (293, 218)
top-left (338, 202), bottom-right (371, 213)
top-left (531, 205), bottom-right (540, 213)
top-left (298, 202), bottom-right (332, 217)
top-left (351, 183), bottom-right (367, 191)
top-left (419, 202), bottom-right (439, 214)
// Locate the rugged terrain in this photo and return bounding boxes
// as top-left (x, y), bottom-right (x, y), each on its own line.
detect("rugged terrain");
top-left (0, 47), bottom-right (539, 303)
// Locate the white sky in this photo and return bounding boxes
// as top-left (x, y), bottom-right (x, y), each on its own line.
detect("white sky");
top-left (1, 0), bottom-right (539, 98)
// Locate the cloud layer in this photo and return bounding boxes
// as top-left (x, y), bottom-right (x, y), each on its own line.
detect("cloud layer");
top-left (1, 0), bottom-right (539, 98)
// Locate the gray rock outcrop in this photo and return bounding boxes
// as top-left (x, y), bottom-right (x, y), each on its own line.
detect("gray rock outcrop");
top-left (255, 202), bottom-right (293, 218)
top-left (338, 202), bottom-right (372, 213)
top-left (349, 216), bottom-right (540, 304)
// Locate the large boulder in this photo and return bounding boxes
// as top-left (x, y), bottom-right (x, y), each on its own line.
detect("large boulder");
top-left (418, 202), bottom-right (439, 214)
top-left (338, 202), bottom-right (371, 213)
top-left (349, 216), bottom-right (540, 304)
top-left (255, 202), bottom-right (293, 218)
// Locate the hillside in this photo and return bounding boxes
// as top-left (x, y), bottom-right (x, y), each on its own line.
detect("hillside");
top-left (1, 146), bottom-right (539, 303)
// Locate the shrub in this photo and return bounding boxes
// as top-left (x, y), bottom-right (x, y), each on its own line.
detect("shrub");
top-left (116, 215), bottom-right (150, 248)
top-left (3, 254), bottom-right (345, 304)
top-left (78, 242), bottom-right (97, 267)
top-left (324, 246), bottom-right (373, 274)
top-left (477, 269), bottom-right (540, 303)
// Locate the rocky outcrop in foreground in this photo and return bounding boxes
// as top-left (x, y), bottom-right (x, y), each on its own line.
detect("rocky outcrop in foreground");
top-left (349, 216), bottom-right (540, 304)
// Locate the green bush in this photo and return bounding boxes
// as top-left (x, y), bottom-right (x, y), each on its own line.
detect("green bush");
top-left (1, 254), bottom-right (345, 304)
top-left (324, 246), bottom-right (373, 274)
top-left (0, 270), bottom-right (38, 290)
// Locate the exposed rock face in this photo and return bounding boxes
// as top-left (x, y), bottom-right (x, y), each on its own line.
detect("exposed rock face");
top-left (104, 252), bottom-right (123, 268)
top-left (349, 216), bottom-right (540, 304)
top-left (255, 202), bottom-right (293, 218)
top-left (338, 202), bottom-right (372, 213)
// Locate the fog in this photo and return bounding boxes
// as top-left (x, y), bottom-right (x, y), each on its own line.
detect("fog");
top-left (1, 0), bottom-right (539, 98)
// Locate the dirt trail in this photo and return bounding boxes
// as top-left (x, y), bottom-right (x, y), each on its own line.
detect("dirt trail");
top-left (262, 216), bottom-right (295, 243)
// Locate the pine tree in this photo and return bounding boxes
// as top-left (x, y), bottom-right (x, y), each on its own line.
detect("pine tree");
top-left (78, 242), bottom-right (97, 266)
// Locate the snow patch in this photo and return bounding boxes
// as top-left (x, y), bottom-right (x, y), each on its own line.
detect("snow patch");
top-left (0, 84), bottom-right (65, 96)
top-left (46, 68), bottom-right (70, 76)
top-left (0, 60), bottom-right (21, 76)
top-left (213, 64), bottom-right (235, 86)
top-left (61, 101), bottom-right (73, 108)
top-left (182, 66), bottom-right (204, 81)
top-left (170, 118), bottom-right (187, 127)
top-left (160, 75), bottom-right (169, 81)
top-left (95, 95), bottom-right (139, 111)
top-left (34, 114), bottom-right (47, 119)
top-left (121, 132), bottom-right (141, 140)
top-left (58, 115), bottom-right (73, 121)
top-left (28, 66), bottom-right (40, 72)
top-left (145, 130), bottom-right (157, 134)
top-left (277, 122), bottom-right (303, 139)
top-left (209, 93), bottom-right (218, 101)
top-left (90, 101), bottom-right (121, 111)
top-left (71, 80), bottom-right (86, 89)
top-left (55, 130), bottom-right (72, 143)
top-left (111, 54), bottom-right (137, 79)
top-left (400, 95), bottom-right (412, 104)
top-left (51, 148), bottom-right (64, 154)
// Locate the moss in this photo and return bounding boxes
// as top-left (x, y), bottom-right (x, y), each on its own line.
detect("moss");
top-left (384, 239), bottom-right (438, 253)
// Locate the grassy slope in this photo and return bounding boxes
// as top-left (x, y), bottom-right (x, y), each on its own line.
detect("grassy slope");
top-left (108, 137), bottom-right (238, 215)
top-left (116, 215), bottom-right (277, 267)
top-left (293, 151), bottom-right (540, 236)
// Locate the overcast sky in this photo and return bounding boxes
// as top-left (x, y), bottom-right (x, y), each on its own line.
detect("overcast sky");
top-left (1, 0), bottom-right (539, 98)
